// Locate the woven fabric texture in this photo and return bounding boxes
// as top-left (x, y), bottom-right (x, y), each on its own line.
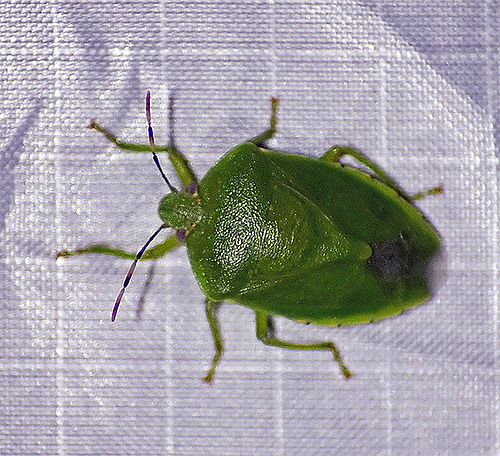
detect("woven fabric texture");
top-left (1, 1), bottom-right (499, 455)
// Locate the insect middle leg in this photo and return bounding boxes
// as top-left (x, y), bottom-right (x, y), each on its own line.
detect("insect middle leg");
top-left (203, 298), bottom-right (224, 383)
top-left (255, 311), bottom-right (352, 379)
top-left (248, 97), bottom-right (279, 146)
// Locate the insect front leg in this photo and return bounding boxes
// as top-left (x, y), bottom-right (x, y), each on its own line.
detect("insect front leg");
top-left (88, 120), bottom-right (197, 189)
top-left (88, 92), bottom-right (197, 188)
top-left (57, 235), bottom-right (179, 260)
top-left (254, 311), bottom-right (352, 379)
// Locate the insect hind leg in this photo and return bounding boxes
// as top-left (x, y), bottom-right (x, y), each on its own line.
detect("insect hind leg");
top-left (255, 311), bottom-right (352, 379)
top-left (321, 145), bottom-right (442, 201)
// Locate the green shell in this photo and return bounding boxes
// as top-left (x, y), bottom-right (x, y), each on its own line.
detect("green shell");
top-left (64, 95), bottom-right (442, 381)
top-left (187, 142), bottom-right (440, 326)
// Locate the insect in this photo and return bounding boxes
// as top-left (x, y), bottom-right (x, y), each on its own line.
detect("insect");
top-left (58, 92), bottom-right (442, 382)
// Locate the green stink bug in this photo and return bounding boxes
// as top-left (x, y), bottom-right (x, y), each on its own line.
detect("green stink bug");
top-left (58, 92), bottom-right (442, 382)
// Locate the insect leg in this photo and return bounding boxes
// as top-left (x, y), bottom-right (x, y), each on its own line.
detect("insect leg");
top-left (321, 145), bottom-right (443, 202)
top-left (203, 298), bottom-right (224, 383)
top-left (321, 145), bottom-right (408, 196)
top-left (57, 234), bottom-right (179, 260)
top-left (247, 97), bottom-right (279, 145)
top-left (410, 186), bottom-right (443, 201)
top-left (88, 92), bottom-right (197, 188)
top-left (255, 311), bottom-right (352, 379)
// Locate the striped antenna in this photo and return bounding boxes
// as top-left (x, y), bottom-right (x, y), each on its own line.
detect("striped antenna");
top-left (146, 91), bottom-right (177, 193)
top-left (111, 224), bottom-right (167, 321)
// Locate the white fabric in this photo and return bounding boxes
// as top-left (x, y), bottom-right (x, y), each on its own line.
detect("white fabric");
top-left (1, 0), bottom-right (498, 454)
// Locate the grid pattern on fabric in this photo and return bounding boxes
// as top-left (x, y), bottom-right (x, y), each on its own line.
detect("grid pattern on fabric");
top-left (1, 1), bottom-right (498, 455)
